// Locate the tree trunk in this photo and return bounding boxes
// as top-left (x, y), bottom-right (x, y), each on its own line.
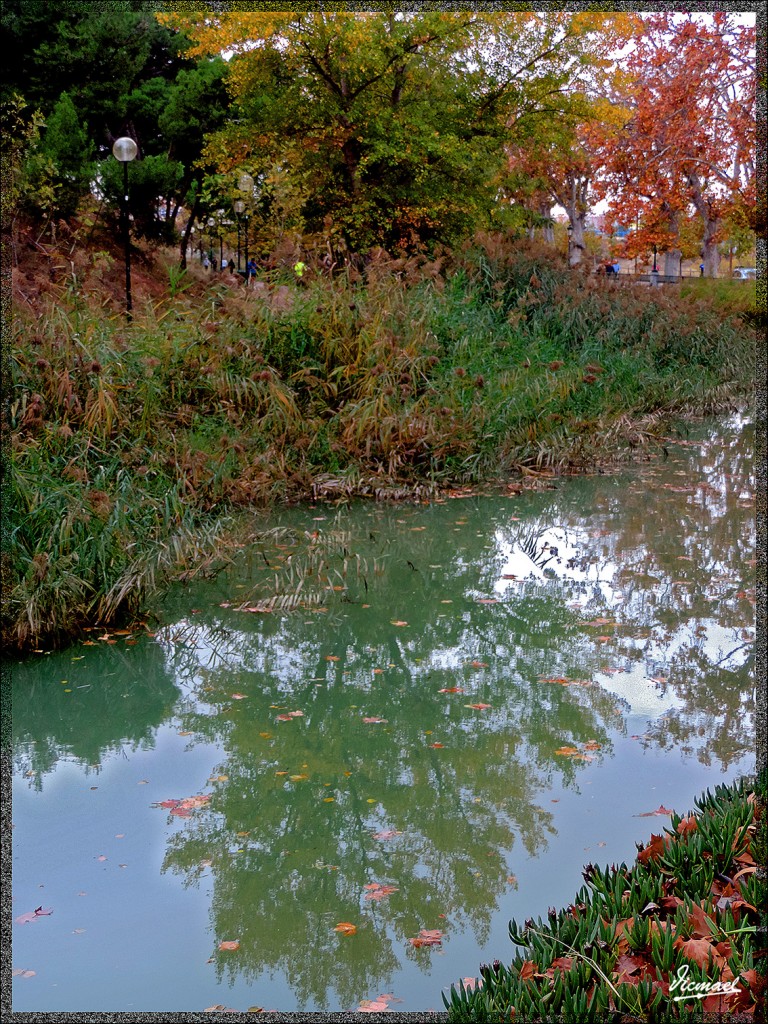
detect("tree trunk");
top-left (179, 186), bottom-right (201, 270)
top-left (660, 203), bottom-right (682, 277)
top-left (555, 174), bottom-right (590, 267)
top-left (663, 249), bottom-right (682, 277)
top-left (687, 172), bottom-right (721, 277)
top-left (568, 212), bottom-right (587, 267)
top-left (539, 202), bottom-right (554, 244)
top-left (342, 137), bottom-right (361, 198)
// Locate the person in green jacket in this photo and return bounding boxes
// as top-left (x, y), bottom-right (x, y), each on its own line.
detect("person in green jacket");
top-left (293, 259), bottom-right (307, 285)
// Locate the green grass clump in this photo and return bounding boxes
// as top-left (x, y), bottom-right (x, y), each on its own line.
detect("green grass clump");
top-left (5, 234), bottom-right (756, 650)
top-left (444, 777), bottom-right (764, 1021)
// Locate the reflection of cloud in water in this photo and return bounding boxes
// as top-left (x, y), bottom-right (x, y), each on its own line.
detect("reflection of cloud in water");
top-left (593, 667), bottom-right (682, 720)
top-left (493, 526), bottom-right (623, 607)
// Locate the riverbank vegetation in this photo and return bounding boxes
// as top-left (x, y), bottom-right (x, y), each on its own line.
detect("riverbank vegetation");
top-left (5, 228), bottom-right (756, 653)
top-left (445, 776), bottom-right (765, 1020)
top-left (3, 7), bottom-right (757, 653)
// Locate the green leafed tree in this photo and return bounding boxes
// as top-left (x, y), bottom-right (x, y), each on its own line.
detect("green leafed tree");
top-left (158, 10), bottom-right (638, 255)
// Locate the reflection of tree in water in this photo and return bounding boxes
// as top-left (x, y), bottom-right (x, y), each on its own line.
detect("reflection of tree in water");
top-left (11, 638), bottom-right (182, 787)
top-left (149, 416), bottom-right (753, 1008)
top-left (154, 594), bottom-right (624, 1007)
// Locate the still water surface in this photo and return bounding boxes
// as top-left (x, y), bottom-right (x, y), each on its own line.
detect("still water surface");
top-left (11, 417), bottom-right (755, 1012)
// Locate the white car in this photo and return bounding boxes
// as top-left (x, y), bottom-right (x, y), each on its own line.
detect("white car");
top-left (732, 268), bottom-right (756, 279)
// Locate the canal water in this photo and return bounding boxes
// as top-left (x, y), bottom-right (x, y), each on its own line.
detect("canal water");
top-left (11, 417), bottom-right (755, 1012)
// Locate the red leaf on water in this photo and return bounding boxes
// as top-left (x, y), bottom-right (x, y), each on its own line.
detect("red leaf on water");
top-left (428, 742), bottom-right (445, 748)
top-left (464, 703), bottom-right (491, 710)
top-left (363, 716), bottom-right (388, 723)
top-left (373, 829), bottom-right (402, 840)
top-left (363, 883), bottom-right (399, 901)
top-left (438, 687), bottom-right (464, 693)
top-left (409, 928), bottom-right (442, 947)
top-left (218, 940), bottom-right (240, 951)
top-left (15, 907), bottom-right (53, 924)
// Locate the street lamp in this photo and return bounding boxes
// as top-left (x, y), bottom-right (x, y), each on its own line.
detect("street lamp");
top-left (207, 216), bottom-right (216, 268)
top-left (234, 199), bottom-right (245, 270)
top-left (238, 173), bottom-right (254, 281)
top-left (216, 209), bottom-right (225, 268)
top-left (112, 136), bottom-right (138, 316)
top-left (652, 244), bottom-right (658, 274)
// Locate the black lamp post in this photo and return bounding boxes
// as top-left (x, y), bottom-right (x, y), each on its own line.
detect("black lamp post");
top-left (652, 244), bottom-right (658, 273)
top-left (207, 216), bottom-right (216, 267)
top-left (216, 209), bottom-right (225, 268)
top-left (234, 199), bottom-right (244, 270)
top-left (112, 136), bottom-right (138, 316)
top-left (238, 172), bottom-right (254, 281)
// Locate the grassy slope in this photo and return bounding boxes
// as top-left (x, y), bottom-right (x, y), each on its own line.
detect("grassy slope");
top-left (5, 229), bottom-right (756, 650)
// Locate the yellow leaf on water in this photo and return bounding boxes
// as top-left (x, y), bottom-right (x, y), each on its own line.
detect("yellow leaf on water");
top-left (290, 774), bottom-right (308, 781)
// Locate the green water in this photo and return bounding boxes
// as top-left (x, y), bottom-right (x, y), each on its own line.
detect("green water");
top-left (10, 417), bottom-right (755, 1012)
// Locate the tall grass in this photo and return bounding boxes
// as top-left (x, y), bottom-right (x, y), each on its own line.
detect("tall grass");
top-left (6, 235), bottom-right (755, 650)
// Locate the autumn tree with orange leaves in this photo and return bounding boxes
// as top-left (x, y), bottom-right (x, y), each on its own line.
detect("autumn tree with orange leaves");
top-left (599, 12), bottom-right (756, 278)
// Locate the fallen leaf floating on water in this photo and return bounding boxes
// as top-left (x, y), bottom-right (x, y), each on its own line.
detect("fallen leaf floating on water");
top-left (476, 598), bottom-right (498, 605)
top-left (363, 882), bottom-right (399, 901)
top-left (363, 716), bottom-right (388, 724)
top-left (409, 928), bottom-right (443, 948)
top-left (357, 993), bottom-right (398, 1013)
top-left (230, 693), bottom-right (248, 700)
top-left (468, 661), bottom-right (489, 668)
top-left (373, 829), bottom-right (402, 840)
top-left (15, 907), bottom-right (53, 925)
top-left (154, 794), bottom-right (211, 817)
top-left (554, 746), bottom-right (580, 757)
top-left (438, 687), bottom-right (464, 694)
top-left (276, 710), bottom-right (304, 721)
top-left (428, 742), bottom-right (445, 748)
top-left (464, 703), bottom-right (491, 710)
top-left (635, 804), bottom-right (674, 817)
top-left (334, 922), bottom-right (357, 935)
top-left (391, 620), bottom-right (409, 627)
top-left (218, 940), bottom-right (240, 951)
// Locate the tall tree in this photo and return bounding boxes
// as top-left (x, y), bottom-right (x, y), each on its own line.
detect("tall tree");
top-left (157, 10), bottom-right (638, 254)
top-left (599, 12), bottom-right (756, 277)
